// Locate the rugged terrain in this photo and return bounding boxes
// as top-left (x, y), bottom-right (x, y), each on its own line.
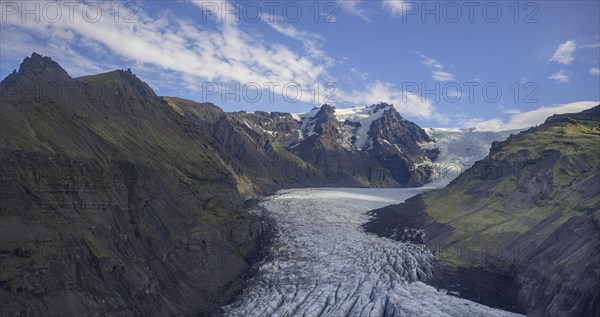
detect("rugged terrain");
top-left (365, 106), bottom-right (600, 316)
top-left (0, 53), bottom-right (441, 316)
top-left (237, 103), bottom-right (439, 187)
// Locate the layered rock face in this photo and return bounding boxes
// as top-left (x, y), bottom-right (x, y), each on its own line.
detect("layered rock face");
top-left (365, 106), bottom-right (600, 317)
top-left (0, 53), bottom-right (271, 316)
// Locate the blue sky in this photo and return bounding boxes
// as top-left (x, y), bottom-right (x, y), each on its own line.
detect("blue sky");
top-left (1, 0), bottom-right (599, 129)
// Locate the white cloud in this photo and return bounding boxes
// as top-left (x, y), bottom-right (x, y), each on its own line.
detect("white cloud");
top-left (342, 81), bottom-right (448, 124)
top-left (417, 52), bottom-right (443, 69)
top-left (420, 57), bottom-right (443, 70)
top-left (550, 40), bottom-right (576, 65)
top-left (417, 52), bottom-right (456, 82)
top-left (261, 15), bottom-right (334, 67)
top-left (432, 71), bottom-right (455, 81)
top-left (350, 67), bottom-right (368, 80)
top-left (461, 101), bottom-right (599, 130)
top-left (382, 0), bottom-right (409, 16)
top-left (590, 67), bottom-right (600, 76)
top-left (579, 43), bottom-right (600, 49)
top-left (549, 70), bottom-right (570, 83)
top-left (336, 0), bottom-right (371, 21)
top-left (1, 1), bottom-right (335, 103)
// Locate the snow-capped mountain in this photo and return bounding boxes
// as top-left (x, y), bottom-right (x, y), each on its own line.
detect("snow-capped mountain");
top-left (293, 103), bottom-right (430, 152)
top-left (232, 104), bottom-right (517, 187)
top-left (293, 103), bottom-right (395, 150)
top-left (237, 103), bottom-right (437, 187)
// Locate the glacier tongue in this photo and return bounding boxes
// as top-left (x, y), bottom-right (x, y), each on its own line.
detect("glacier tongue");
top-left (223, 188), bottom-right (523, 317)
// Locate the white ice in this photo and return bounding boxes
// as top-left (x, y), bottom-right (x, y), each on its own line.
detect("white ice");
top-left (223, 188), bottom-right (523, 317)
top-left (424, 128), bottom-right (519, 187)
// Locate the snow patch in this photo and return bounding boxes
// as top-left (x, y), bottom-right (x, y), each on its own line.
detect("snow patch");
top-left (243, 119), bottom-right (253, 130)
top-left (345, 105), bottom-right (391, 150)
top-left (294, 107), bottom-right (322, 138)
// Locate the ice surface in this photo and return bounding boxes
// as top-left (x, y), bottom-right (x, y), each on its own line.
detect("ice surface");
top-left (224, 188), bottom-right (523, 317)
top-left (424, 128), bottom-right (519, 187)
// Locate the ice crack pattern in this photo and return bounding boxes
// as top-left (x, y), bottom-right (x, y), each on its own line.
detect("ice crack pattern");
top-left (224, 188), bottom-right (523, 317)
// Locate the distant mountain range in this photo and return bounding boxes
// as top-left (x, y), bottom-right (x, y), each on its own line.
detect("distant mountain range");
top-left (365, 106), bottom-right (600, 316)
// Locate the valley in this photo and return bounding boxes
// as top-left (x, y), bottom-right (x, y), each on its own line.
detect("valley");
top-left (0, 53), bottom-right (597, 317)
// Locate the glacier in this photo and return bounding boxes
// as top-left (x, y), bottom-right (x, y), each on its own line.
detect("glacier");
top-left (223, 188), bottom-right (523, 317)
top-left (424, 128), bottom-right (520, 186)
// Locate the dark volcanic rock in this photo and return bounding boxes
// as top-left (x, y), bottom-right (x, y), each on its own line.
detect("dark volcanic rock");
top-left (367, 104), bottom-right (437, 186)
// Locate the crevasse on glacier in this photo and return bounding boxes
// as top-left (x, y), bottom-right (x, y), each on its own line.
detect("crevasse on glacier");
top-left (224, 188), bottom-right (523, 317)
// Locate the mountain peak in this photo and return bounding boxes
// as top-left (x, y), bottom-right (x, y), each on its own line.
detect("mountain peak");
top-left (373, 102), bottom-right (392, 111)
top-left (12, 52), bottom-right (71, 82)
top-left (316, 104), bottom-right (336, 115)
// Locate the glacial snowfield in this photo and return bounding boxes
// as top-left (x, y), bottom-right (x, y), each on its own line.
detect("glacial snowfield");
top-left (424, 128), bottom-right (519, 187)
top-left (224, 188), bottom-right (523, 317)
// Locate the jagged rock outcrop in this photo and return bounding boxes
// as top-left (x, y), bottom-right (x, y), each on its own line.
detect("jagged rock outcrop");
top-left (229, 111), bottom-right (302, 147)
top-left (366, 103), bottom-right (438, 186)
top-left (364, 106), bottom-right (600, 317)
top-left (239, 103), bottom-right (437, 187)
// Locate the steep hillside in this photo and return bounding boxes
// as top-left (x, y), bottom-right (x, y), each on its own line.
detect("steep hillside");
top-left (0, 53), bottom-right (275, 316)
top-left (163, 97), bottom-right (322, 191)
top-left (365, 106), bottom-right (600, 316)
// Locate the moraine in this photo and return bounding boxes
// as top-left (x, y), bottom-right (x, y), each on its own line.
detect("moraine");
top-left (223, 188), bottom-right (523, 317)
